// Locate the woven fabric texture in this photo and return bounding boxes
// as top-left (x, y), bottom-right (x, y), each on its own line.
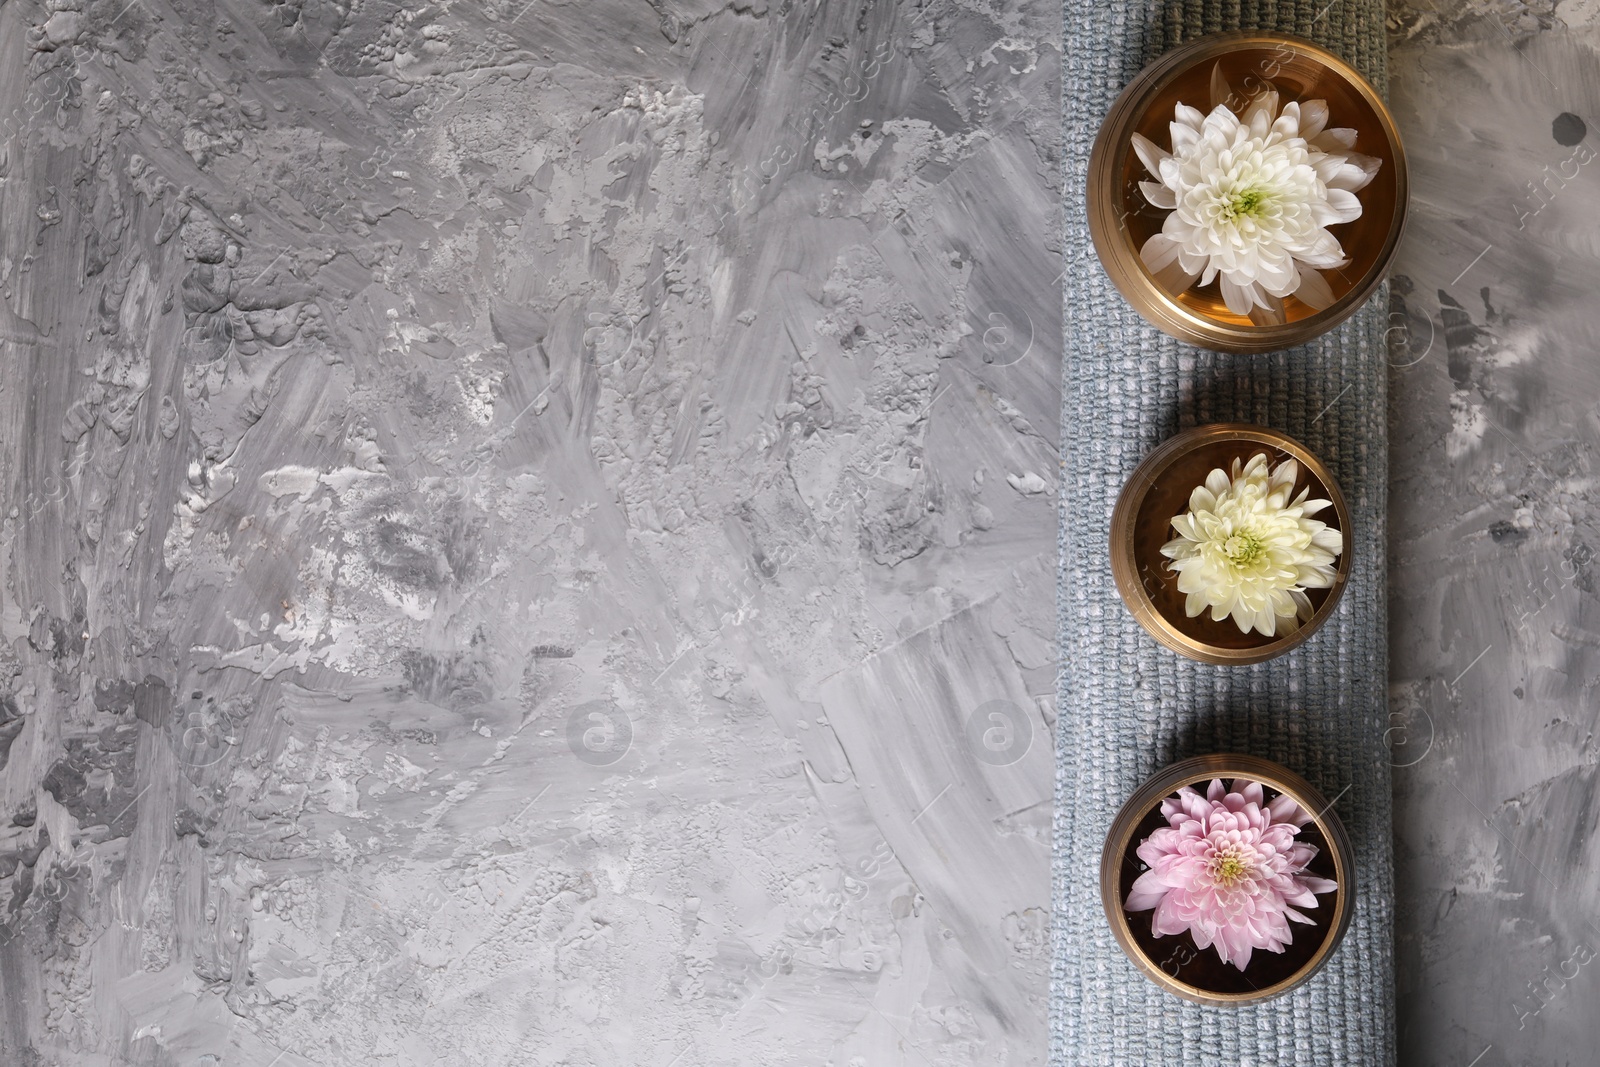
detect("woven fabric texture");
top-left (1050, 3), bottom-right (1395, 1065)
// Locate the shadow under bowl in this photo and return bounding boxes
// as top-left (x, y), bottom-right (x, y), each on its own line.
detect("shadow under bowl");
top-left (1100, 754), bottom-right (1356, 1005)
top-left (1108, 423), bottom-right (1351, 665)
top-left (1087, 32), bottom-right (1408, 353)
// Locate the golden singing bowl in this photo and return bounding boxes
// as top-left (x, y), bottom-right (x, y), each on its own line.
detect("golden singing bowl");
top-left (1109, 423), bottom-right (1351, 665)
top-left (1087, 33), bottom-right (1408, 353)
top-left (1100, 754), bottom-right (1356, 1005)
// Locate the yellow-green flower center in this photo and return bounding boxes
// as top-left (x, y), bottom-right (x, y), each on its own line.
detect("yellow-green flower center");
top-left (1213, 853), bottom-right (1249, 886)
top-left (1223, 530), bottom-right (1267, 567)
top-left (1224, 187), bottom-right (1268, 220)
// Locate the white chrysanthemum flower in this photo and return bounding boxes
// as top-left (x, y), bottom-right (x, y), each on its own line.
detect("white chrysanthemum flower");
top-left (1131, 69), bottom-right (1380, 319)
top-left (1160, 452), bottom-right (1343, 637)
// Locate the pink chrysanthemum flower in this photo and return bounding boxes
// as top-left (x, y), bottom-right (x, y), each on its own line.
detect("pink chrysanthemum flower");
top-left (1124, 778), bottom-right (1339, 970)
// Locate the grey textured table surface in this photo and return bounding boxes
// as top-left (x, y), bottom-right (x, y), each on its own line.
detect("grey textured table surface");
top-left (0, 0), bottom-right (1596, 1063)
top-left (1383, 14), bottom-right (1600, 1067)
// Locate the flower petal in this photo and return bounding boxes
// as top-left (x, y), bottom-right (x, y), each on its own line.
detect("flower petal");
top-left (1170, 117), bottom-right (1201, 154)
top-left (1140, 233), bottom-right (1201, 296)
top-left (1209, 61), bottom-right (1232, 112)
top-left (1204, 467), bottom-right (1232, 498)
top-left (1241, 89), bottom-right (1279, 139)
top-left (1130, 131), bottom-right (1171, 178)
top-left (1268, 794), bottom-right (1308, 827)
top-left (1220, 274), bottom-right (1262, 316)
top-left (1324, 188), bottom-right (1364, 224)
top-left (1247, 296), bottom-right (1287, 326)
top-left (1125, 869), bottom-right (1171, 913)
top-left (1327, 153), bottom-right (1381, 192)
top-left (1294, 267), bottom-right (1337, 311)
top-left (1298, 99), bottom-right (1330, 140)
top-left (1311, 126), bottom-right (1358, 153)
top-left (1139, 180), bottom-right (1178, 209)
top-left (1311, 527), bottom-right (1344, 550)
top-left (1271, 100), bottom-right (1303, 142)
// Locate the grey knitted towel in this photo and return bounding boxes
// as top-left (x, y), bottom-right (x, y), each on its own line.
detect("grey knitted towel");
top-left (1050, 3), bottom-right (1395, 1065)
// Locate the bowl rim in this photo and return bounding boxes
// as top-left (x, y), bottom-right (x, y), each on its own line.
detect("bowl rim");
top-left (1109, 422), bottom-right (1352, 665)
top-left (1086, 31), bottom-right (1410, 353)
top-left (1099, 753), bottom-right (1357, 1005)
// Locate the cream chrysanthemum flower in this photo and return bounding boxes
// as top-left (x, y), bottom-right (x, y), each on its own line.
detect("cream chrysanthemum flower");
top-left (1160, 452), bottom-right (1343, 636)
top-left (1131, 68), bottom-right (1380, 319)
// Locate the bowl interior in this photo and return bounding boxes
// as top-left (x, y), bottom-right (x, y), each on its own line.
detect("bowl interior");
top-left (1113, 778), bottom-right (1342, 995)
top-left (1115, 43), bottom-right (1401, 326)
top-left (1131, 438), bottom-right (1345, 652)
